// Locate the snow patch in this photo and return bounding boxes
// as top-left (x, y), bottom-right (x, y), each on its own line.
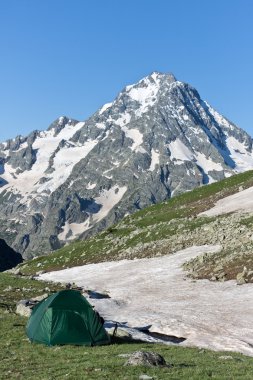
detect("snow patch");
top-left (169, 138), bottom-right (193, 161)
top-left (121, 126), bottom-right (143, 151)
top-left (149, 149), bottom-right (160, 171)
top-left (92, 185), bottom-right (127, 223)
top-left (135, 146), bottom-right (148, 154)
top-left (37, 139), bottom-right (99, 193)
top-left (58, 116), bottom-right (65, 125)
top-left (226, 136), bottom-right (253, 172)
top-left (127, 76), bottom-right (160, 117)
top-left (96, 123), bottom-right (106, 130)
top-left (58, 185), bottom-right (127, 241)
top-left (168, 139), bottom-right (224, 173)
top-left (86, 182), bottom-right (97, 190)
top-left (205, 102), bottom-right (232, 131)
top-left (39, 244), bottom-right (253, 357)
top-left (195, 152), bottom-right (223, 172)
top-left (115, 113), bottom-right (131, 127)
top-left (13, 142), bottom-right (28, 152)
top-left (58, 219), bottom-right (91, 241)
top-left (0, 122), bottom-right (86, 199)
top-left (200, 185), bottom-right (253, 217)
top-left (99, 102), bottom-right (113, 115)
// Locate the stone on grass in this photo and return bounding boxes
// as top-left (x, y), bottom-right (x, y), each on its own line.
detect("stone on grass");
top-left (124, 351), bottom-right (166, 367)
top-left (218, 355), bottom-right (234, 360)
top-left (139, 375), bottom-right (154, 380)
top-left (16, 303), bottom-right (32, 317)
top-left (3, 286), bottom-right (13, 292)
top-left (32, 293), bottom-right (48, 301)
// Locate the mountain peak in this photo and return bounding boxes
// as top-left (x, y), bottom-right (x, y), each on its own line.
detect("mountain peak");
top-left (148, 71), bottom-right (177, 83)
top-left (1, 72), bottom-right (253, 258)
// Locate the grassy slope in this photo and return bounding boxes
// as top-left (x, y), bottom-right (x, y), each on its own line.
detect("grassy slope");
top-left (2, 171), bottom-right (253, 378)
top-left (1, 274), bottom-right (253, 379)
top-left (17, 170), bottom-right (253, 277)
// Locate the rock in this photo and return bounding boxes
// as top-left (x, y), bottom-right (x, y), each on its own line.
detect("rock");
top-left (124, 351), bottom-right (166, 367)
top-left (16, 302), bottom-right (32, 317)
top-left (213, 264), bottom-right (223, 273)
top-left (218, 355), bottom-right (234, 360)
top-left (3, 286), bottom-right (13, 292)
top-left (236, 267), bottom-right (248, 285)
top-left (32, 293), bottom-right (48, 302)
top-left (107, 327), bottom-right (132, 339)
top-left (139, 375), bottom-right (154, 380)
top-left (5, 267), bottom-right (22, 275)
top-left (36, 270), bottom-right (46, 275)
top-left (86, 290), bottom-right (110, 299)
top-left (236, 273), bottom-right (247, 285)
top-left (217, 271), bottom-right (226, 281)
top-left (0, 239), bottom-right (23, 272)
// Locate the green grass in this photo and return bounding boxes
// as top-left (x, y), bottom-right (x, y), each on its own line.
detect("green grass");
top-left (240, 214), bottom-right (253, 228)
top-left (1, 273), bottom-right (253, 379)
top-left (0, 273), bottom-right (64, 311)
top-left (18, 170), bottom-right (253, 275)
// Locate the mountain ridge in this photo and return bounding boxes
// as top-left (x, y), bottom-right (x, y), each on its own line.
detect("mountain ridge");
top-left (0, 72), bottom-right (253, 258)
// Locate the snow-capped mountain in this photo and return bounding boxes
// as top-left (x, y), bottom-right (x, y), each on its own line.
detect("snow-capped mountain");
top-left (0, 72), bottom-right (253, 258)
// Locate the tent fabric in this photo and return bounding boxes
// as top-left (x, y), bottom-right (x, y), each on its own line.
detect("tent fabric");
top-left (26, 289), bottom-right (110, 346)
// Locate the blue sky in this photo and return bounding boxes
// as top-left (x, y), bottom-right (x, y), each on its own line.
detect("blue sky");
top-left (0, 0), bottom-right (252, 142)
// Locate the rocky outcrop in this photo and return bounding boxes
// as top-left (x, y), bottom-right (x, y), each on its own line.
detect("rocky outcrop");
top-left (0, 239), bottom-right (23, 271)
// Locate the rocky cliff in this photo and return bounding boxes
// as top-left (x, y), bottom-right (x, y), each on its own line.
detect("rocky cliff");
top-left (0, 72), bottom-right (252, 258)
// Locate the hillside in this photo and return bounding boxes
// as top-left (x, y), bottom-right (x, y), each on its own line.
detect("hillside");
top-left (18, 169), bottom-right (253, 283)
top-left (1, 72), bottom-right (253, 259)
top-left (1, 170), bottom-right (253, 376)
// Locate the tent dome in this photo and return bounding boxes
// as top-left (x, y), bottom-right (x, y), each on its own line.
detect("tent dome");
top-left (26, 289), bottom-right (110, 346)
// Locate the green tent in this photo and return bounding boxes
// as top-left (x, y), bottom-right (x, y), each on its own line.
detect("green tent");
top-left (26, 289), bottom-right (110, 346)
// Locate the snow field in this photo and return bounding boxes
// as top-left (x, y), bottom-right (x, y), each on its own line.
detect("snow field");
top-left (40, 245), bottom-right (253, 356)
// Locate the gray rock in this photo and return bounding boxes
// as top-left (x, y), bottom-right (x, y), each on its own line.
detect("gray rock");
top-left (107, 328), bottom-right (132, 339)
top-left (3, 286), bottom-right (13, 292)
top-left (124, 351), bottom-right (166, 367)
top-left (16, 302), bottom-right (32, 317)
top-left (236, 271), bottom-right (248, 285)
top-left (218, 355), bottom-right (234, 360)
top-left (32, 293), bottom-right (48, 302)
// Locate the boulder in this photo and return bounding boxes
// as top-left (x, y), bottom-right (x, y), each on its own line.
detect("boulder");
top-left (16, 294), bottom-right (48, 317)
top-left (84, 290), bottom-right (110, 299)
top-left (236, 267), bottom-right (248, 285)
top-left (16, 302), bottom-right (32, 317)
top-left (107, 327), bottom-right (132, 339)
top-left (124, 351), bottom-right (166, 367)
top-left (32, 293), bottom-right (48, 302)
